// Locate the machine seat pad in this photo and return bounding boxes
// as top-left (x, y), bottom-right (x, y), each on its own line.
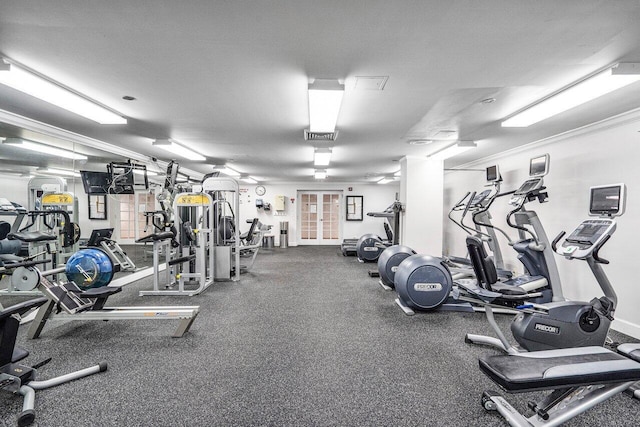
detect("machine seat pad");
top-left (618, 343), bottom-right (640, 362)
top-left (7, 231), bottom-right (57, 242)
top-left (135, 231), bottom-right (175, 243)
top-left (479, 346), bottom-right (640, 392)
top-left (75, 286), bottom-right (122, 299)
top-left (168, 255), bottom-right (196, 266)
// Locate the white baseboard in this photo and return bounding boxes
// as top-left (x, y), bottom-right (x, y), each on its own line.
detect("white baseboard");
top-left (612, 318), bottom-right (640, 340)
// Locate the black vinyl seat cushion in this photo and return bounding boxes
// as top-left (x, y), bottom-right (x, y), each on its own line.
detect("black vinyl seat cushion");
top-left (135, 231), bottom-right (175, 244)
top-left (618, 343), bottom-right (640, 362)
top-left (479, 346), bottom-right (640, 392)
top-left (8, 231), bottom-right (57, 243)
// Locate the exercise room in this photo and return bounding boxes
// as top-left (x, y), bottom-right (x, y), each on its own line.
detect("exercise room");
top-left (1, 2), bottom-right (640, 426)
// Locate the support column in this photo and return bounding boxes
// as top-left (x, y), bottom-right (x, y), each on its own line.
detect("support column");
top-left (399, 156), bottom-right (443, 256)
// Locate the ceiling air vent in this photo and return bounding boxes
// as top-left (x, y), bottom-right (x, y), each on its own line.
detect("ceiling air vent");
top-left (304, 130), bottom-right (338, 141)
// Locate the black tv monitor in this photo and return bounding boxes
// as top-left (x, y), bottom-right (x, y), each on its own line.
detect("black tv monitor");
top-left (80, 171), bottom-right (111, 195)
top-left (589, 184), bottom-right (626, 217)
top-left (529, 154), bottom-right (550, 177)
top-left (108, 162), bottom-right (135, 194)
top-left (486, 165), bottom-right (500, 182)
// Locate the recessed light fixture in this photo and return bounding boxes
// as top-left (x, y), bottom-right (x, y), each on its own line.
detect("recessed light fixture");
top-left (240, 175), bottom-right (258, 184)
top-left (313, 148), bottom-right (332, 166)
top-left (428, 141), bottom-right (477, 161)
top-left (308, 79), bottom-right (344, 133)
top-left (37, 167), bottom-right (81, 177)
top-left (407, 139), bottom-right (433, 146)
top-left (480, 97), bottom-right (496, 104)
top-left (314, 169), bottom-right (327, 180)
top-left (215, 166), bottom-right (241, 177)
top-left (502, 63), bottom-right (640, 127)
top-left (0, 58), bottom-right (127, 124)
top-left (3, 137), bottom-right (88, 160)
top-left (122, 95), bottom-right (136, 101)
top-left (152, 139), bottom-right (206, 161)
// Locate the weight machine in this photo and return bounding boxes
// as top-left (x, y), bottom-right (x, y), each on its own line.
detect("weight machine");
top-left (139, 192), bottom-right (215, 296)
top-left (202, 176), bottom-right (240, 281)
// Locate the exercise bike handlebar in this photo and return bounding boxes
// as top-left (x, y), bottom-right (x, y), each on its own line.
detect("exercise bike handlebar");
top-left (592, 234), bottom-right (611, 265)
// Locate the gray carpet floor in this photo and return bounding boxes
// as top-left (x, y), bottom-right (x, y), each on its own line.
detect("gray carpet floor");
top-left (1, 246), bottom-right (639, 426)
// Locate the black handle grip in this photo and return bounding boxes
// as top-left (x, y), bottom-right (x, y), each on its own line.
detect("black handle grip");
top-left (551, 231), bottom-right (566, 253)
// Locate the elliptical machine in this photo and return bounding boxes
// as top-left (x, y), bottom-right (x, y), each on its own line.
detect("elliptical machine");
top-left (462, 182), bottom-right (625, 353)
top-left (354, 201), bottom-right (403, 262)
top-left (391, 160), bottom-right (558, 315)
top-left (376, 168), bottom-right (506, 292)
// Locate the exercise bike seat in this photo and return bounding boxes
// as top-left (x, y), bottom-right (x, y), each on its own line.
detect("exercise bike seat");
top-left (8, 231), bottom-right (57, 243)
top-left (135, 231), bottom-right (175, 243)
top-left (479, 346), bottom-right (640, 392)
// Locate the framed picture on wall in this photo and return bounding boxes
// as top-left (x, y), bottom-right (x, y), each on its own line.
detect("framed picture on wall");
top-left (88, 195), bottom-right (108, 220)
top-left (346, 195), bottom-right (363, 221)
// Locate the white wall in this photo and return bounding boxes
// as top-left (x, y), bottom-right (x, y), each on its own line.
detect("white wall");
top-left (236, 182), bottom-right (400, 246)
top-left (442, 112), bottom-right (640, 339)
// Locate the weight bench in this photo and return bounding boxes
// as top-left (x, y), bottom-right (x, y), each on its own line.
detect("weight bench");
top-left (28, 275), bottom-right (199, 338)
top-left (1, 298), bottom-right (106, 426)
top-left (478, 344), bottom-right (640, 426)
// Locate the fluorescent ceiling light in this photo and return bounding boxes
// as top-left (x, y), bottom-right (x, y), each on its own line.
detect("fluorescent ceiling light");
top-left (308, 79), bottom-right (344, 133)
top-left (314, 169), bottom-right (327, 180)
top-left (313, 148), bottom-right (332, 166)
top-left (3, 137), bottom-right (88, 160)
top-left (428, 141), bottom-right (477, 161)
top-left (152, 139), bottom-right (206, 161)
top-left (240, 176), bottom-right (258, 184)
top-left (38, 167), bottom-right (80, 177)
top-left (0, 59), bottom-right (127, 125)
top-left (502, 63), bottom-right (640, 127)
top-left (377, 177), bottom-right (394, 184)
top-left (216, 167), bottom-right (241, 177)
top-left (393, 170), bottom-right (401, 177)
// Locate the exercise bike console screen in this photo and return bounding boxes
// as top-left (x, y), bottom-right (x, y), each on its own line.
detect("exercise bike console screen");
top-left (486, 165), bottom-right (500, 182)
top-left (589, 184), bottom-right (626, 217)
top-left (529, 153), bottom-right (549, 177)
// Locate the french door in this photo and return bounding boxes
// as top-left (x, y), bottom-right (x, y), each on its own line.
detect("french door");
top-left (118, 192), bottom-right (156, 243)
top-left (298, 191), bottom-right (342, 245)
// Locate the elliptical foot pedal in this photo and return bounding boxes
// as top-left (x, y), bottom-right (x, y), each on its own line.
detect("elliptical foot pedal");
top-left (379, 280), bottom-right (392, 291)
top-left (394, 298), bottom-right (415, 316)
